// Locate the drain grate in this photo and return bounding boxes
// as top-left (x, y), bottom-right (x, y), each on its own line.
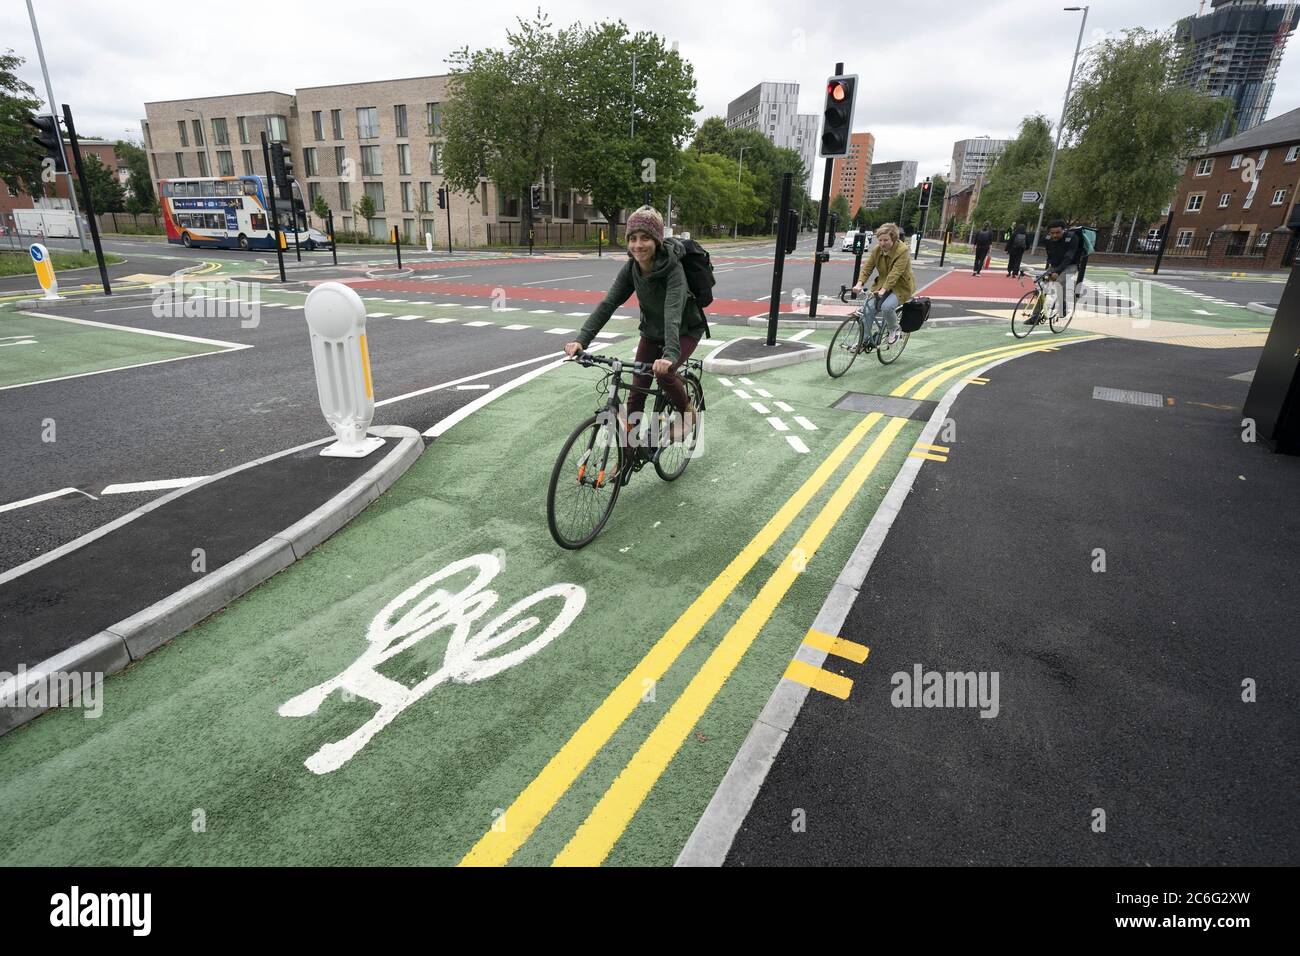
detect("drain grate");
top-left (833, 393), bottom-right (938, 421)
top-left (1092, 386), bottom-right (1163, 407)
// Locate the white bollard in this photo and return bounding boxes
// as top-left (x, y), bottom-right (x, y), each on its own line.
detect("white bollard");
top-left (29, 243), bottom-right (62, 300)
top-left (425, 232), bottom-right (433, 253)
top-left (304, 281), bottom-right (385, 458)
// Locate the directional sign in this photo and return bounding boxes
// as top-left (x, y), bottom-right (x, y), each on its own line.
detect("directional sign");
top-left (1021, 191), bottom-right (1042, 203)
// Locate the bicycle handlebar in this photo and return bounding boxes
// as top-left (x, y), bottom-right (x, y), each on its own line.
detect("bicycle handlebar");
top-left (570, 349), bottom-right (703, 376)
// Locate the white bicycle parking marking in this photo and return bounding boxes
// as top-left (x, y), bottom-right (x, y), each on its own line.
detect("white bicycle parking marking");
top-left (278, 553), bottom-right (585, 775)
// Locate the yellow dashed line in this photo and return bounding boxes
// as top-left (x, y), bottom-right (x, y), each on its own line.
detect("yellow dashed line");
top-left (802, 629), bottom-right (869, 664)
top-left (914, 442), bottom-right (949, 453)
top-left (909, 451), bottom-right (947, 462)
top-left (783, 660), bottom-right (853, 700)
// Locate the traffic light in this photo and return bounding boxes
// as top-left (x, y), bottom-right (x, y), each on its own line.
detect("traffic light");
top-left (918, 178), bottom-right (933, 209)
top-left (530, 184), bottom-right (541, 210)
top-left (26, 113), bottom-right (67, 174)
top-left (819, 74), bottom-right (858, 158)
top-left (270, 142), bottom-right (294, 191)
top-left (783, 208), bottom-right (800, 254)
top-left (436, 186), bottom-right (447, 210)
top-left (853, 231), bottom-right (866, 255)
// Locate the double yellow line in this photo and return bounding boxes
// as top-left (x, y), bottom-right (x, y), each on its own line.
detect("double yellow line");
top-left (461, 336), bottom-right (1091, 867)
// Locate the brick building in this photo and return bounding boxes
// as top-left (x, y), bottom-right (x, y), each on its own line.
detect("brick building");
top-left (1170, 105), bottom-right (1300, 266)
top-left (831, 132), bottom-right (874, 214)
top-left (2, 140), bottom-right (127, 236)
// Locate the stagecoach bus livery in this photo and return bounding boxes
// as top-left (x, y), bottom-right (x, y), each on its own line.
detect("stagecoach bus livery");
top-left (159, 175), bottom-right (278, 250)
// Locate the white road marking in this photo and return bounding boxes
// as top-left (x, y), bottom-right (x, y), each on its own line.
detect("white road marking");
top-left (775, 401), bottom-right (794, 412)
top-left (717, 377), bottom-right (734, 387)
top-left (465, 320), bottom-right (493, 327)
top-left (766, 417), bottom-right (789, 432)
top-left (377, 351), bottom-right (562, 408)
top-left (786, 436), bottom-right (810, 454)
top-left (788, 329), bottom-right (814, 342)
top-left (13, 310), bottom-right (247, 349)
top-left (435, 303), bottom-right (458, 307)
top-left (750, 402), bottom-right (770, 414)
top-left (520, 274), bottom-right (594, 285)
top-left (464, 305), bottom-right (488, 310)
top-left (0, 487), bottom-right (97, 514)
top-left (566, 312), bottom-right (589, 317)
top-left (544, 327), bottom-right (576, 334)
top-left (390, 314), bottom-right (422, 321)
top-left (93, 304), bottom-right (154, 312)
top-left (593, 331), bottom-right (619, 339)
top-left (739, 377), bottom-right (755, 385)
top-left (1192, 309), bottom-right (1215, 315)
top-left (100, 477), bottom-right (205, 495)
top-left (755, 388), bottom-right (773, 398)
top-left (529, 309), bottom-right (554, 314)
top-left (428, 318), bottom-right (457, 324)
top-left (733, 389), bottom-right (751, 399)
top-left (456, 384), bottom-right (492, 390)
top-left (794, 416), bottom-right (818, 431)
top-left (495, 307), bottom-right (521, 312)
top-left (366, 312), bottom-right (392, 318)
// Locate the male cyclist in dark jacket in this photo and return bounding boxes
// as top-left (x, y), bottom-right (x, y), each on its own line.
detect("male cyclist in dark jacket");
top-left (1041, 219), bottom-right (1081, 308)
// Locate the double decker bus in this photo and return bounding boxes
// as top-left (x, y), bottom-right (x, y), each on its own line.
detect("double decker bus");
top-left (159, 175), bottom-right (304, 251)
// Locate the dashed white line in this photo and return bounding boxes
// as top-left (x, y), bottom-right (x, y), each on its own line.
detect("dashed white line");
top-left (755, 388), bottom-right (773, 398)
top-left (545, 327), bottom-right (576, 335)
top-left (390, 314), bottom-right (422, 321)
top-left (464, 320), bottom-right (493, 327)
top-left (788, 329), bottom-right (814, 342)
top-left (750, 402), bottom-right (770, 414)
top-left (718, 377), bottom-right (734, 387)
top-left (428, 317), bottom-right (457, 324)
top-left (733, 389), bottom-right (752, 399)
top-left (775, 401), bottom-right (794, 412)
top-left (520, 274), bottom-right (594, 285)
top-left (766, 417), bottom-right (789, 432)
top-left (100, 477), bottom-right (205, 495)
top-left (366, 312), bottom-right (392, 318)
top-left (503, 324), bottom-right (530, 330)
top-left (786, 435), bottom-right (810, 454)
top-left (793, 416), bottom-right (818, 431)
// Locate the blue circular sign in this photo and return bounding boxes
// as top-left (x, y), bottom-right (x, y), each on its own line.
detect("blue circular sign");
top-left (30, 244), bottom-right (43, 262)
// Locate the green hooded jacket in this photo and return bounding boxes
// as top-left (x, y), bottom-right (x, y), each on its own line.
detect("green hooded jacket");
top-left (575, 242), bottom-right (709, 362)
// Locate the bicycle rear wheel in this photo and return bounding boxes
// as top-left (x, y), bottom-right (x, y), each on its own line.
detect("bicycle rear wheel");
top-left (654, 373), bottom-right (704, 481)
top-left (1010, 290), bottom-right (1042, 339)
top-left (876, 328), bottom-right (909, 364)
top-left (546, 412), bottom-right (624, 549)
top-left (827, 314), bottom-right (863, 378)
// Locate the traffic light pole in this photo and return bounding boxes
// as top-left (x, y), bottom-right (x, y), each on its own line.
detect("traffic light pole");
top-left (808, 61), bottom-right (846, 321)
top-left (766, 172), bottom-right (793, 346)
top-left (26, 0), bottom-right (86, 252)
top-left (60, 105), bottom-right (110, 295)
top-left (260, 132), bottom-right (286, 283)
top-left (444, 191), bottom-right (452, 254)
top-left (327, 211), bottom-right (337, 266)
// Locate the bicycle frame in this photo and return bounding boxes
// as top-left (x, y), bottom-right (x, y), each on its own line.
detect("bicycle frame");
top-left (571, 351), bottom-right (704, 464)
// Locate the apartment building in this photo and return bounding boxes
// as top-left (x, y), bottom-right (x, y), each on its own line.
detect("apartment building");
top-left (725, 81), bottom-right (818, 185)
top-left (863, 160), bottom-right (918, 209)
top-left (950, 136), bottom-right (1009, 190)
top-left (831, 132), bottom-right (875, 213)
top-left (142, 75), bottom-right (599, 247)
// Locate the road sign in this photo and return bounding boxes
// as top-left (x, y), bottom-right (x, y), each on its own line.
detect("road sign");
top-left (1021, 191), bottom-right (1042, 203)
top-left (29, 243), bottom-right (61, 300)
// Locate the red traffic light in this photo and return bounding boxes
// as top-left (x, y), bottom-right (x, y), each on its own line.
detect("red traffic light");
top-left (827, 81), bottom-right (847, 101)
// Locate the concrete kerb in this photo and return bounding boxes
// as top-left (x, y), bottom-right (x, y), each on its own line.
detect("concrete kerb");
top-left (702, 337), bottom-right (824, 375)
top-left (675, 335), bottom-right (1102, 867)
top-left (0, 425), bottom-right (423, 737)
top-left (1247, 302), bottom-right (1277, 317)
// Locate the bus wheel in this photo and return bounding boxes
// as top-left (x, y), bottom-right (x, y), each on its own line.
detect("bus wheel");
top-left (238, 234), bottom-right (250, 251)
top-left (182, 232), bottom-right (192, 248)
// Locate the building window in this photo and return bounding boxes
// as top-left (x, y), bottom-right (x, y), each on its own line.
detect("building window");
top-left (217, 151), bottom-right (234, 176)
top-left (1175, 229), bottom-right (1193, 248)
top-left (331, 109), bottom-right (343, 140)
top-left (342, 216), bottom-right (352, 232)
top-left (1256, 231), bottom-right (1270, 248)
top-left (1258, 149), bottom-right (1269, 169)
top-left (428, 143), bottom-right (441, 174)
top-left (192, 120), bottom-right (204, 147)
top-left (197, 152), bottom-right (209, 177)
top-left (308, 181), bottom-right (320, 207)
top-left (1185, 193), bottom-right (1204, 212)
top-left (242, 149), bottom-right (254, 175)
top-left (363, 180), bottom-right (385, 211)
top-left (303, 148), bottom-right (318, 176)
top-left (267, 115), bottom-right (288, 142)
top-left (357, 107), bottom-right (379, 139)
top-left (1287, 145), bottom-right (1300, 163)
top-left (1218, 193), bottom-right (1231, 208)
top-left (421, 182), bottom-right (432, 210)
top-left (338, 181), bottom-right (350, 209)
top-left (361, 145), bottom-right (381, 176)
top-left (1230, 153), bottom-right (1242, 169)
top-left (212, 118), bottom-right (229, 146)
top-left (1272, 188), bottom-right (1287, 206)
top-left (398, 144), bottom-right (410, 175)
top-left (421, 218), bottom-right (434, 240)
top-left (368, 216), bottom-right (388, 240)
top-left (310, 111), bottom-right (323, 141)
top-left (237, 116), bottom-right (248, 144)
top-left (401, 181), bottom-right (412, 212)
top-left (404, 218), bottom-right (415, 241)
top-left (394, 104), bottom-right (408, 138)
top-left (1194, 158), bottom-right (1212, 176)
top-left (178, 121), bottom-right (188, 147)
top-left (334, 146), bottom-right (346, 178)
top-left (426, 102), bottom-right (442, 136)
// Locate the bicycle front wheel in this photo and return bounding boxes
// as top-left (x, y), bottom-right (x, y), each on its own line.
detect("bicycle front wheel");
top-left (654, 373), bottom-right (704, 481)
top-left (1050, 291), bottom-right (1074, 333)
top-left (826, 315), bottom-right (863, 378)
top-left (1010, 290), bottom-right (1041, 339)
top-left (546, 412), bottom-right (624, 549)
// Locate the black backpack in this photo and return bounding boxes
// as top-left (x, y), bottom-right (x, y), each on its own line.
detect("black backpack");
top-left (662, 236), bottom-right (717, 309)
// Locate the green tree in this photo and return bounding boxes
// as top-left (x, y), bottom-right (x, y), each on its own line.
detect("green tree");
top-left (830, 193), bottom-right (851, 224)
top-left (353, 194), bottom-right (376, 235)
top-left (563, 21), bottom-right (699, 231)
top-left (441, 11), bottom-right (582, 238)
top-left (312, 194), bottom-right (330, 226)
top-left (1062, 27), bottom-right (1231, 227)
top-left (972, 115), bottom-right (1061, 230)
top-left (670, 151), bottom-right (760, 236)
top-left (115, 139), bottom-right (156, 215)
top-left (80, 153), bottom-right (126, 213)
top-left (1, 49), bottom-right (45, 196)
top-left (689, 116), bottom-right (733, 157)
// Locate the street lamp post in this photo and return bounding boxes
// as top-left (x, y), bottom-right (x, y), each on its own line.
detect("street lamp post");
top-left (183, 107), bottom-right (213, 177)
top-left (733, 145), bottom-right (749, 239)
top-left (1032, 5), bottom-right (1089, 253)
top-left (25, 0), bottom-right (87, 251)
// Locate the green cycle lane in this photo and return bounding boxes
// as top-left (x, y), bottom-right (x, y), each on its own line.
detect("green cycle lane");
top-left (0, 321), bottom-right (1088, 866)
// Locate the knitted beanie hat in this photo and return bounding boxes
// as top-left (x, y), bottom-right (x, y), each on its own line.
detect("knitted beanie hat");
top-left (625, 205), bottom-right (664, 246)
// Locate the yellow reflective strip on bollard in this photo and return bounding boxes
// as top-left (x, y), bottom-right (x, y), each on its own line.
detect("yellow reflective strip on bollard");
top-left (359, 334), bottom-right (374, 399)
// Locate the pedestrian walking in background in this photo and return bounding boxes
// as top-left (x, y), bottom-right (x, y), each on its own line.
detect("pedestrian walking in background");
top-left (1006, 223), bottom-right (1028, 278)
top-left (972, 221), bottom-right (993, 276)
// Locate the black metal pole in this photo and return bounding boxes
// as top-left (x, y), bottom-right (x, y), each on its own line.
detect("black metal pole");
top-left (851, 232), bottom-right (865, 287)
top-left (60, 104), bottom-right (110, 295)
top-left (528, 227), bottom-right (534, 256)
top-left (914, 201), bottom-right (929, 260)
top-left (598, 226), bottom-right (602, 258)
top-left (260, 132), bottom-right (286, 282)
top-left (766, 172), bottom-right (793, 346)
top-left (328, 211), bottom-right (337, 266)
top-left (394, 225), bottom-right (402, 268)
top-left (445, 191), bottom-right (452, 254)
top-left (292, 185), bottom-right (301, 262)
top-left (1152, 211), bottom-right (1174, 276)
top-left (808, 60), bottom-right (845, 320)
top-left (939, 227), bottom-right (950, 268)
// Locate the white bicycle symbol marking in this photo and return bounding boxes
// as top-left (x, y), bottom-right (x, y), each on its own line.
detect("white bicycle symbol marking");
top-left (279, 553), bottom-right (585, 774)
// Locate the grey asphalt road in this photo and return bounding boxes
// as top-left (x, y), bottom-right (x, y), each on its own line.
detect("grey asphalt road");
top-left (1146, 273), bottom-right (1285, 307)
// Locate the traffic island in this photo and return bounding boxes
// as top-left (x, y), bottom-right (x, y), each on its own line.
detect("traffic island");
top-left (702, 336), bottom-right (823, 374)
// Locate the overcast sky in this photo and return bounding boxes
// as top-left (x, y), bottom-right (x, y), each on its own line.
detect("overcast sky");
top-left (5, 0), bottom-right (1298, 192)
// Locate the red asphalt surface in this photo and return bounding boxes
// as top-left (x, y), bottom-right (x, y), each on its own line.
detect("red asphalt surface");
top-left (916, 270), bottom-right (1029, 303)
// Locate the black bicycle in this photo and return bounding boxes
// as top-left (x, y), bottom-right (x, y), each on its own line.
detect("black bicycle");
top-left (826, 286), bottom-right (909, 378)
top-left (546, 350), bottom-right (706, 550)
